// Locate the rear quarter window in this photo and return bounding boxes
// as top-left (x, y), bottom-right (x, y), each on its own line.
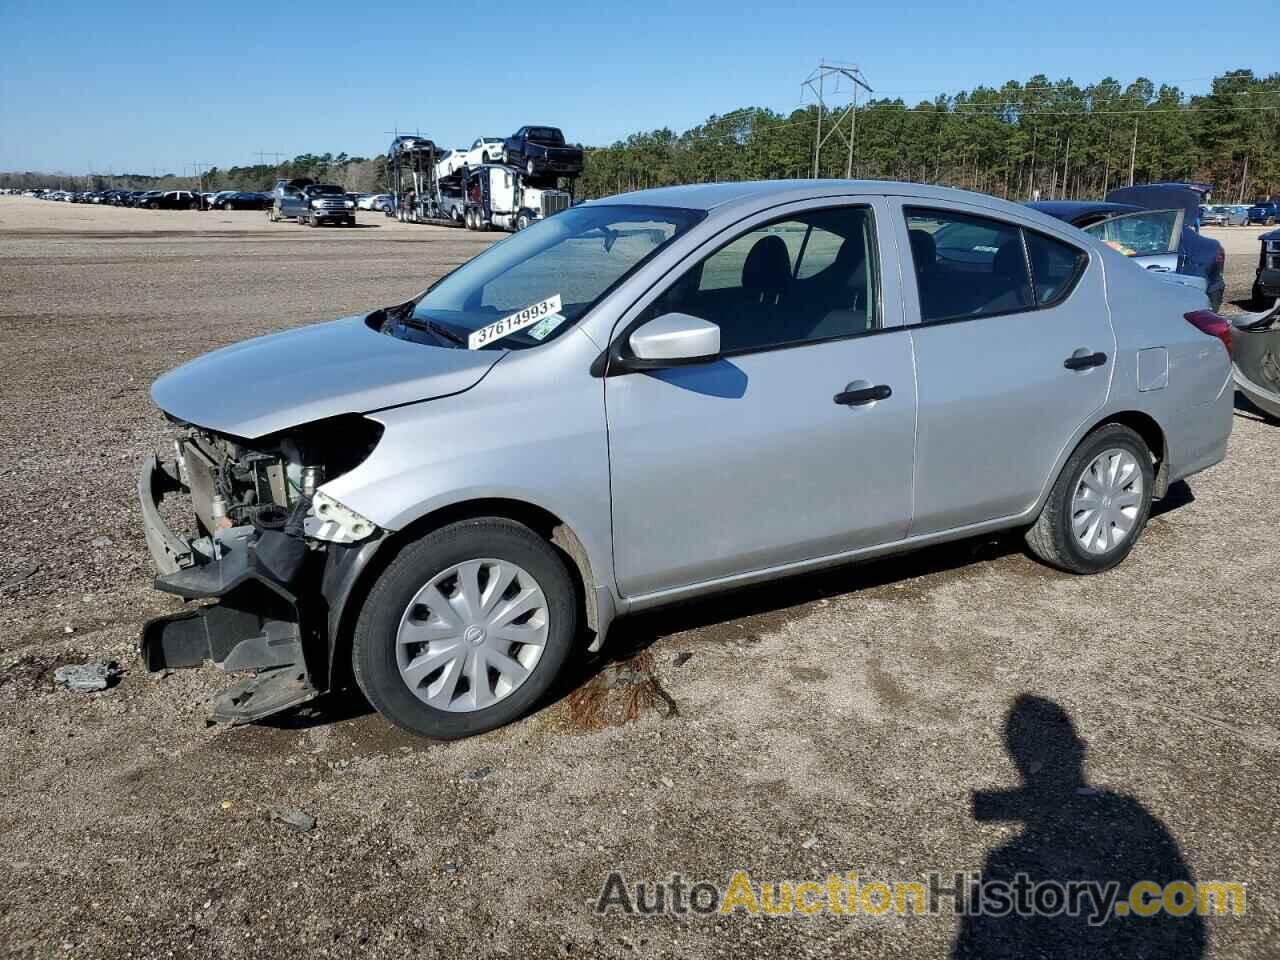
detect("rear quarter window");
top-left (1024, 232), bottom-right (1088, 306)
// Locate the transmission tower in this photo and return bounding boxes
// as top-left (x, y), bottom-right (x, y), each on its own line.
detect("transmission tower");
top-left (802, 60), bottom-right (873, 179)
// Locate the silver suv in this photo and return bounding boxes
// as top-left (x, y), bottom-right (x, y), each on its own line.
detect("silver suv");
top-left (140, 180), bottom-right (1233, 739)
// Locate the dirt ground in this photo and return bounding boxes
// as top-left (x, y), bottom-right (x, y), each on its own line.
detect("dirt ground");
top-left (0, 197), bottom-right (1276, 959)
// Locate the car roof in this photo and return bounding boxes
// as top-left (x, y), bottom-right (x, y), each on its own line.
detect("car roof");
top-left (592, 179), bottom-right (1096, 229)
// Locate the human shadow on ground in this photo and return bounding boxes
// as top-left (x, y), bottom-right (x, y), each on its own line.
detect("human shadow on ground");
top-left (953, 695), bottom-right (1206, 959)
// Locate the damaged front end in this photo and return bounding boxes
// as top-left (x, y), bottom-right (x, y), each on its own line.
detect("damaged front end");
top-left (138, 416), bottom-right (383, 723)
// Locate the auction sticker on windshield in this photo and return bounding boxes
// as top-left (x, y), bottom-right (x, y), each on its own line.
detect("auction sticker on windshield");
top-left (468, 294), bottom-right (563, 349)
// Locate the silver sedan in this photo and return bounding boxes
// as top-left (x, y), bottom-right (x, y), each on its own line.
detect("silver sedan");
top-left (140, 180), bottom-right (1234, 739)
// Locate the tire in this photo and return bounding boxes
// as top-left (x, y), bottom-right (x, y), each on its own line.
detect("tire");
top-left (148, 202), bottom-right (158, 209)
top-left (1025, 423), bottom-right (1154, 574)
top-left (352, 518), bottom-right (578, 739)
top-left (481, 152), bottom-right (490, 163)
top-left (502, 150), bottom-right (511, 165)
top-left (516, 214), bottom-right (531, 231)
top-left (526, 160), bottom-right (536, 177)
top-left (1252, 283), bottom-right (1276, 311)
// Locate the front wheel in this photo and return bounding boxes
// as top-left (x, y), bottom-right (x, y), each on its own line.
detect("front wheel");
top-left (352, 518), bottom-right (578, 739)
top-left (526, 159), bottom-right (536, 177)
top-left (1025, 423), bottom-right (1154, 574)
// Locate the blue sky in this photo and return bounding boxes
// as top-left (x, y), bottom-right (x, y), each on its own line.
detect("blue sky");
top-left (0, 0), bottom-right (1274, 174)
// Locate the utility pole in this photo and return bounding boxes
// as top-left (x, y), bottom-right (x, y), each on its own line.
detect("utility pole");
top-left (802, 60), bottom-right (872, 179)
top-left (1101, 127), bottom-right (1114, 197)
top-left (1128, 118), bottom-right (1138, 187)
top-left (190, 161), bottom-right (215, 197)
top-left (255, 150), bottom-right (287, 167)
top-left (1062, 136), bottom-right (1070, 201)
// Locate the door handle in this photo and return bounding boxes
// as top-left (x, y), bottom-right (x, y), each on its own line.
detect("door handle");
top-left (834, 384), bottom-right (892, 406)
top-left (1063, 351), bottom-right (1107, 371)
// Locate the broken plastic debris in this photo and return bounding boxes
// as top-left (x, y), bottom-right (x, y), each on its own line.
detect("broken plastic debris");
top-left (271, 808), bottom-right (317, 832)
top-left (53, 661), bottom-right (122, 692)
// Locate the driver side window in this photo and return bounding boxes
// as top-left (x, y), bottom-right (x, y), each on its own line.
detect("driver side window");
top-left (641, 206), bottom-right (880, 354)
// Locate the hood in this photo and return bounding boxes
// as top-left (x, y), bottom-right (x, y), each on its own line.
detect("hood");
top-left (151, 315), bottom-right (503, 438)
top-left (1106, 185), bottom-right (1201, 223)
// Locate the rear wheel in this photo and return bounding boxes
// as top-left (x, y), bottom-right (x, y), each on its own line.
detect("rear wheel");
top-left (1026, 423), bottom-right (1154, 574)
top-left (1252, 282), bottom-right (1276, 310)
top-left (352, 518), bottom-right (577, 739)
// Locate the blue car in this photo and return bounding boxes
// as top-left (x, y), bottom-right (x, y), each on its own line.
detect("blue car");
top-left (1030, 184), bottom-right (1226, 311)
top-left (1247, 201), bottom-right (1279, 226)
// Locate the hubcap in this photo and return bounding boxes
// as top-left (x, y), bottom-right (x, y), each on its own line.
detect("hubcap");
top-left (1071, 448), bottom-right (1143, 555)
top-left (396, 559), bottom-right (548, 712)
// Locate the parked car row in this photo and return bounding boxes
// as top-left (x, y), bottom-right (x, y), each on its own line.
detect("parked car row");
top-left (205, 190), bottom-right (273, 210)
top-left (1200, 204), bottom-right (1251, 226)
top-left (27, 188), bottom-right (277, 210)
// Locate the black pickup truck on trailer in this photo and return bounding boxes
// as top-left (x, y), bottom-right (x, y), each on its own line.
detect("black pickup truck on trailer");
top-left (502, 126), bottom-right (584, 181)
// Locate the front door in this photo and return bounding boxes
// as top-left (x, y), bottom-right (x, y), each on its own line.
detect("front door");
top-left (605, 201), bottom-right (917, 598)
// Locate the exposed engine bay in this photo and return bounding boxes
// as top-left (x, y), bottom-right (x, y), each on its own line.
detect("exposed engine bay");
top-left (174, 414), bottom-right (383, 545)
top-left (138, 415), bottom-right (385, 724)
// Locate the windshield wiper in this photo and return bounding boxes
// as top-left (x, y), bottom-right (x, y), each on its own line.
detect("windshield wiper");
top-left (398, 314), bottom-right (467, 347)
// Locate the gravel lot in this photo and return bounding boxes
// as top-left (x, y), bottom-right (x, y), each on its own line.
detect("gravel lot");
top-left (0, 197), bottom-right (1276, 959)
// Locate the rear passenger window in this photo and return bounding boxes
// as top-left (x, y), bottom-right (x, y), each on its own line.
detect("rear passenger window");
top-left (1024, 232), bottom-right (1086, 306)
top-left (905, 208), bottom-right (1032, 322)
top-left (641, 207), bottom-right (880, 354)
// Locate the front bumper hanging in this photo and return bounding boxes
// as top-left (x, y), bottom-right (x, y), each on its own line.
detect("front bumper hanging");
top-left (138, 456), bottom-right (323, 724)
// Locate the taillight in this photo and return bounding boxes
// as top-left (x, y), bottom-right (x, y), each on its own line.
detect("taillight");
top-left (1185, 310), bottom-right (1231, 356)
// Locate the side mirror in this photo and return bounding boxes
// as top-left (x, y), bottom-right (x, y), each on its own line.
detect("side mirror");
top-left (625, 312), bottom-right (720, 367)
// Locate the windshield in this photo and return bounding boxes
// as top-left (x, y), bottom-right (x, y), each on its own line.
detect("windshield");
top-left (306, 184), bottom-right (344, 196)
top-left (407, 204), bottom-right (704, 349)
top-left (527, 127), bottom-right (564, 145)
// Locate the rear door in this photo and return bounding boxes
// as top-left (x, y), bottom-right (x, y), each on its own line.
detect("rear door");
top-left (605, 199), bottom-right (918, 597)
top-left (894, 201), bottom-right (1113, 536)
